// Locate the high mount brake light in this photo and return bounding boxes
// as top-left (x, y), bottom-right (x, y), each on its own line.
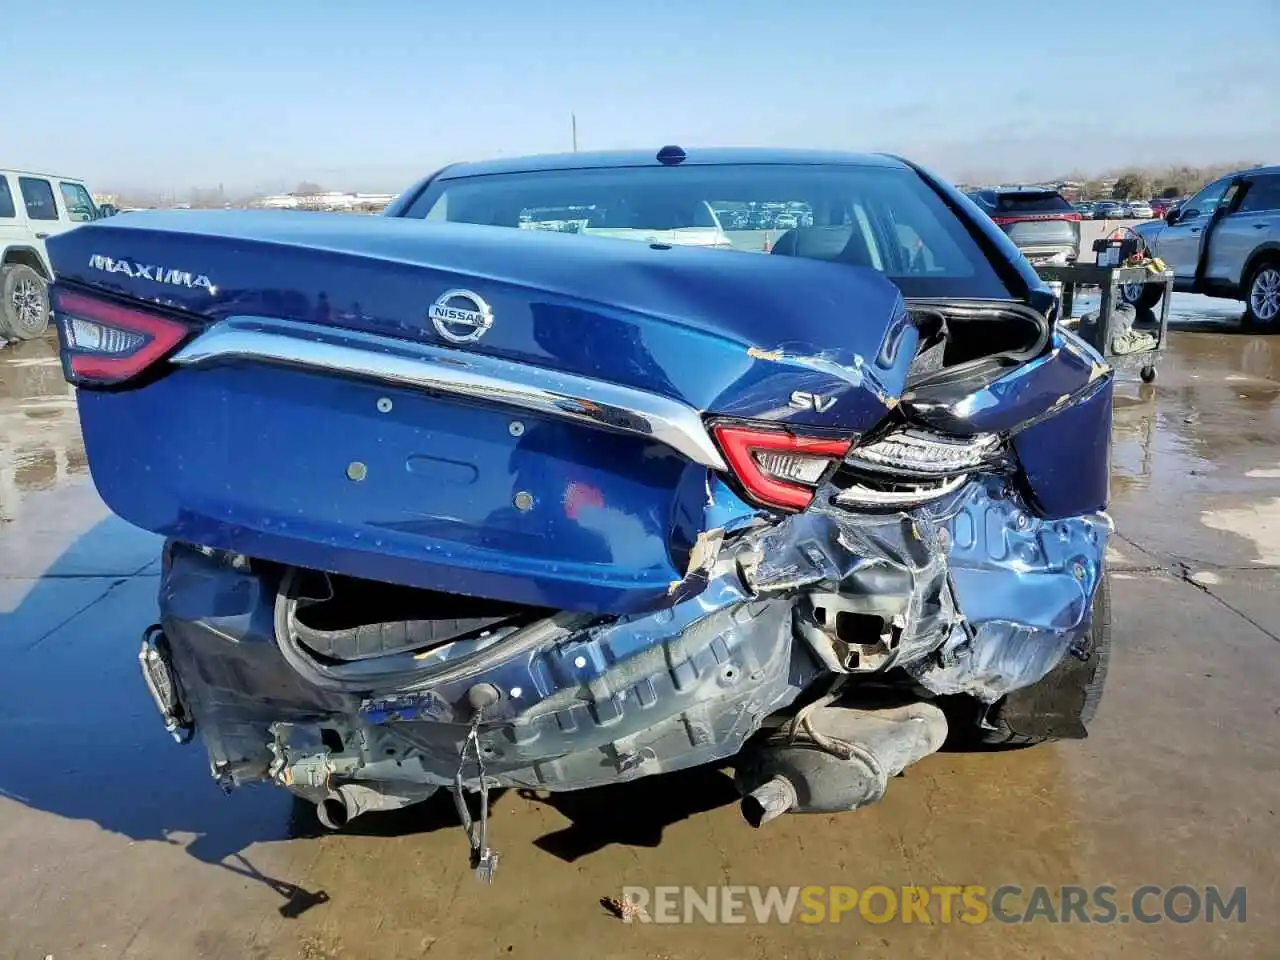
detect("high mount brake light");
top-left (712, 424), bottom-right (851, 512)
top-left (54, 289), bottom-right (191, 386)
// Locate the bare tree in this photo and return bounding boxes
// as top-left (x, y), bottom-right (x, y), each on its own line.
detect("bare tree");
top-left (1111, 171), bottom-right (1152, 200)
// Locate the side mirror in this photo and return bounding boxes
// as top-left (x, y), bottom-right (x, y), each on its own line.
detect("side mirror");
top-left (98, 204), bottom-right (118, 218)
top-left (1164, 208), bottom-right (1180, 225)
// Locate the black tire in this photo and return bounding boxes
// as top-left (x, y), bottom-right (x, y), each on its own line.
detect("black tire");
top-left (1, 264), bottom-right (51, 340)
top-left (1120, 280), bottom-right (1164, 311)
top-left (1242, 259), bottom-right (1280, 331)
top-left (975, 572), bottom-right (1113, 748)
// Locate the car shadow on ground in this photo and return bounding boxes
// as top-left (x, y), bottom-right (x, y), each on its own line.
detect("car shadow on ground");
top-left (314, 764), bottom-right (744, 864)
top-left (0, 518), bottom-right (333, 916)
top-left (0, 522), bottom-right (749, 913)
top-left (515, 766), bottom-right (741, 862)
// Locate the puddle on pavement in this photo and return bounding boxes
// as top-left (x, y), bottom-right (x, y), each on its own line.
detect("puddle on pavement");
top-left (1200, 497), bottom-right (1280, 564)
top-left (0, 337), bottom-right (86, 524)
top-left (1108, 326), bottom-right (1280, 502)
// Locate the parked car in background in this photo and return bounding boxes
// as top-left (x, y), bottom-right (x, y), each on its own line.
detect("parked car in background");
top-left (579, 198), bottom-right (736, 249)
top-left (1, 168), bottom-right (111, 339)
top-left (1092, 200), bottom-right (1122, 220)
top-left (1074, 201), bottom-right (1096, 218)
top-left (46, 148), bottom-right (1113, 859)
top-left (965, 187), bottom-right (1080, 263)
top-left (1126, 165), bottom-right (1280, 328)
top-left (1149, 198), bottom-right (1176, 218)
top-left (1127, 200), bottom-right (1154, 219)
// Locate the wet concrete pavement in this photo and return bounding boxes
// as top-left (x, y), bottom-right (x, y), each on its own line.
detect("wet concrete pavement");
top-left (1, 303), bottom-right (1278, 959)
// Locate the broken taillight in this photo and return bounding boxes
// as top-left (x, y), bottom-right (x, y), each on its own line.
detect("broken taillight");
top-left (54, 289), bottom-right (192, 387)
top-left (712, 423), bottom-right (851, 512)
top-left (834, 429), bottom-right (1005, 508)
top-left (846, 430), bottom-right (1003, 477)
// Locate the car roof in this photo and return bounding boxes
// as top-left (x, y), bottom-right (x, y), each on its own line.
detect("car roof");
top-left (0, 168), bottom-right (87, 183)
top-left (994, 188), bottom-right (1063, 196)
top-left (1232, 165), bottom-right (1280, 178)
top-left (436, 147), bottom-right (909, 180)
top-left (1197, 165), bottom-right (1280, 185)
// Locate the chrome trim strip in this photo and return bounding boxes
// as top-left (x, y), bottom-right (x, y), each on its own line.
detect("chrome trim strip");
top-left (171, 316), bottom-right (728, 470)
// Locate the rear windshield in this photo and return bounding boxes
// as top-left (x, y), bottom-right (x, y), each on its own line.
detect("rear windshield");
top-left (400, 164), bottom-right (1012, 299)
top-left (995, 191), bottom-right (1073, 213)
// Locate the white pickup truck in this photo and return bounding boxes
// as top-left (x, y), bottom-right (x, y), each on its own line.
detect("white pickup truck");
top-left (1, 169), bottom-right (114, 340)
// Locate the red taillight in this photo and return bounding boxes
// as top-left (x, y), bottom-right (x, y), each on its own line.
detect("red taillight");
top-left (991, 212), bottom-right (1082, 225)
top-left (712, 423), bottom-right (851, 512)
top-left (54, 289), bottom-right (191, 386)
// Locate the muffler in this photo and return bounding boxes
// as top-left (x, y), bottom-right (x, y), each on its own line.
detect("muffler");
top-left (138, 625), bottom-right (194, 744)
top-left (315, 783), bottom-right (437, 830)
top-left (736, 701), bottom-right (947, 827)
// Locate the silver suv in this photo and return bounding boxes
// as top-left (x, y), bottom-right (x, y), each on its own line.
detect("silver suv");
top-left (1125, 165), bottom-right (1280, 329)
top-left (964, 188), bottom-right (1081, 264)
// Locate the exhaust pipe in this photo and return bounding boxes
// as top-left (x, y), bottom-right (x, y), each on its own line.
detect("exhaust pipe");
top-left (737, 701), bottom-right (948, 827)
top-left (315, 783), bottom-right (436, 830)
top-left (742, 775), bottom-right (799, 828)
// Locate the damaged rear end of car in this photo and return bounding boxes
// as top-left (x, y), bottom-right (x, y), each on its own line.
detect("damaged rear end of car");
top-left (48, 149), bottom-right (1113, 880)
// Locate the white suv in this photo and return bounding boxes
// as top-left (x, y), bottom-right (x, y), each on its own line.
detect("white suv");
top-left (0, 169), bottom-right (111, 340)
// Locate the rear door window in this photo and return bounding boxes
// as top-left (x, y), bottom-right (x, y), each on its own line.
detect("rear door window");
top-left (1238, 175), bottom-right (1280, 214)
top-left (18, 177), bottom-right (59, 221)
top-left (0, 177), bottom-right (15, 218)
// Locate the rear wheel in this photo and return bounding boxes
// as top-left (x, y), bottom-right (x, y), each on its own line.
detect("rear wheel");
top-left (1, 264), bottom-right (51, 340)
top-left (1243, 260), bottom-right (1280, 330)
top-left (974, 572), bottom-right (1112, 748)
top-left (1120, 280), bottom-right (1163, 311)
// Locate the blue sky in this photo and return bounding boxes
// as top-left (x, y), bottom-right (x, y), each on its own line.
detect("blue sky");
top-left (3, 0), bottom-right (1275, 194)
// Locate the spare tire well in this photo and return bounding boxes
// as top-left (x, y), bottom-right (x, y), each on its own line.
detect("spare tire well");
top-left (278, 568), bottom-right (552, 663)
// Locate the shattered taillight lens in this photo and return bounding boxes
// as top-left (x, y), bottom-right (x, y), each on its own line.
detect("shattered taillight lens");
top-left (846, 430), bottom-right (1003, 478)
top-left (54, 289), bottom-right (192, 387)
top-left (712, 424), bottom-right (851, 512)
top-left (834, 429), bottom-right (1004, 508)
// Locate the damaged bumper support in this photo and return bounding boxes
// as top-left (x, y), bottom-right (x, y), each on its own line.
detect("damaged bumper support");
top-left (145, 472), bottom-right (1108, 870)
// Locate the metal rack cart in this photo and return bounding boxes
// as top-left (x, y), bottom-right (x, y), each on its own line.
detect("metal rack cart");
top-left (1034, 263), bottom-right (1175, 383)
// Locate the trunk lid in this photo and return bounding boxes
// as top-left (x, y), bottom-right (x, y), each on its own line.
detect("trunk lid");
top-left (49, 211), bottom-right (920, 614)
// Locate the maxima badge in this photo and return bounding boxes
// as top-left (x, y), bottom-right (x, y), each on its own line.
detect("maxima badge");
top-left (429, 289), bottom-right (494, 344)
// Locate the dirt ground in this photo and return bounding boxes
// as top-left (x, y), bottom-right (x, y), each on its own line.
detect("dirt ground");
top-left (1, 294), bottom-right (1277, 959)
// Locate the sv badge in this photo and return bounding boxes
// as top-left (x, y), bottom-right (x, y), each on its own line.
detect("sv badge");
top-left (789, 391), bottom-right (837, 413)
